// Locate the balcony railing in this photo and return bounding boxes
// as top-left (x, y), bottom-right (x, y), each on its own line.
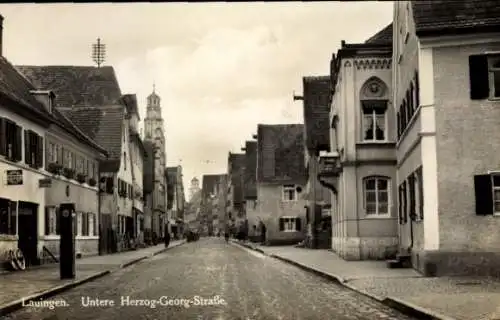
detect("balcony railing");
top-left (318, 151), bottom-right (342, 177)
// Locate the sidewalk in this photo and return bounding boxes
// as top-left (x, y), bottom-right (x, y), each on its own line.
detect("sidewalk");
top-left (0, 240), bottom-right (185, 317)
top-left (234, 240), bottom-right (500, 320)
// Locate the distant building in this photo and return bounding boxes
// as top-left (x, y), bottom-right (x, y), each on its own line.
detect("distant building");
top-left (255, 124), bottom-right (307, 245)
top-left (166, 165), bottom-right (185, 238)
top-left (226, 153), bottom-right (245, 229)
top-left (189, 177), bottom-right (200, 201)
top-left (201, 174), bottom-right (225, 236)
top-left (143, 88), bottom-right (167, 240)
top-left (242, 140), bottom-right (258, 240)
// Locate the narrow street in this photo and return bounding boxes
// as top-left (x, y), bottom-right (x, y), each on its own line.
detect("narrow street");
top-left (4, 238), bottom-right (416, 320)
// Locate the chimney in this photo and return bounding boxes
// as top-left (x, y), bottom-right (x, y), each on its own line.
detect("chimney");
top-left (0, 15), bottom-right (4, 56)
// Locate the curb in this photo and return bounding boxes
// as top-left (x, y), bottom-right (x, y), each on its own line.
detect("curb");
top-left (0, 270), bottom-right (110, 317)
top-left (236, 242), bottom-right (455, 320)
top-left (0, 241), bottom-right (187, 317)
top-left (383, 296), bottom-right (457, 320)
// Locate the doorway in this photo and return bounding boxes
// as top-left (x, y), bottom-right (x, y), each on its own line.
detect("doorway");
top-left (17, 201), bottom-right (39, 266)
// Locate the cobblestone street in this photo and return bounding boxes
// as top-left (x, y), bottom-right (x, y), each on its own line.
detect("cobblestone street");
top-left (4, 238), bottom-right (416, 320)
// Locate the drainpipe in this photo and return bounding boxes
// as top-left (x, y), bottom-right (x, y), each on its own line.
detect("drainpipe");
top-left (97, 162), bottom-right (102, 255)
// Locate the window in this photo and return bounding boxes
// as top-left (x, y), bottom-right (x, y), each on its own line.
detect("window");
top-left (24, 130), bottom-right (43, 168)
top-left (0, 119), bottom-right (22, 162)
top-left (77, 212), bottom-right (83, 236)
top-left (82, 212), bottom-right (88, 236)
top-left (65, 150), bottom-right (73, 169)
top-left (363, 177), bottom-right (390, 216)
top-left (469, 54), bottom-right (500, 100)
top-left (88, 213), bottom-right (94, 236)
top-left (48, 142), bottom-right (58, 163)
top-left (361, 101), bottom-right (386, 141)
top-left (278, 216), bottom-right (301, 232)
top-left (282, 184), bottom-right (297, 201)
top-left (0, 199), bottom-right (16, 235)
top-left (474, 173), bottom-right (500, 216)
top-left (44, 206), bottom-right (58, 235)
top-left (415, 167), bottom-right (424, 220)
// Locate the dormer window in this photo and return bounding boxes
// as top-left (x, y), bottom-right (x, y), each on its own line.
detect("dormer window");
top-left (30, 90), bottom-right (55, 114)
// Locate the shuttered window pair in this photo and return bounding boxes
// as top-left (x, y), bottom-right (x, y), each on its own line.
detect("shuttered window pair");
top-left (279, 216), bottom-right (301, 232)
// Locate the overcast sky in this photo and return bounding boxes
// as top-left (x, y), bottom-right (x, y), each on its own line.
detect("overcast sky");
top-left (0, 2), bottom-right (392, 197)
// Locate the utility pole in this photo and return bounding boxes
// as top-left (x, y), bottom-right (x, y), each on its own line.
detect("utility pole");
top-left (92, 38), bottom-right (106, 68)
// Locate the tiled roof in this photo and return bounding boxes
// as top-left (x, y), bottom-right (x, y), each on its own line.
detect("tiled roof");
top-left (16, 65), bottom-right (124, 163)
top-left (0, 57), bottom-right (51, 117)
top-left (59, 105), bottom-right (124, 172)
top-left (303, 76), bottom-right (331, 151)
top-left (365, 23), bottom-right (393, 44)
top-left (15, 65), bottom-right (122, 108)
top-left (243, 141), bottom-right (257, 200)
top-left (257, 124), bottom-right (306, 184)
top-left (143, 140), bottom-right (154, 194)
top-left (0, 58), bottom-right (107, 154)
top-left (412, 0), bottom-right (500, 36)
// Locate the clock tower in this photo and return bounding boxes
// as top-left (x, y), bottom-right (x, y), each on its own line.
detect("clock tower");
top-left (144, 85), bottom-right (167, 239)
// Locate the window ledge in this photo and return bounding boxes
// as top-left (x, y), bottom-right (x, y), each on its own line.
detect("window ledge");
top-left (365, 214), bottom-right (391, 219)
top-left (76, 236), bottom-right (99, 240)
top-left (488, 97), bottom-right (500, 102)
top-left (0, 234), bottom-right (17, 240)
top-left (44, 235), bottom-right (60, 240)
top-left (493, 213), bottom-right (500, 217)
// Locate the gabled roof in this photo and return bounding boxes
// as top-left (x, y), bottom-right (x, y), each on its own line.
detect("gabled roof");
top-left (17, 65), bottom-right (125, 170)
top-left (302, 76), bottom-right (331, 152)
top-left (16, 65), bottom-right (122, 108)
top-left (0, 57), bottom-right (52, 122)
top-left (0, 58), bottom-right (107, 155)
top-left (365, 23), bottom-right (393, 44)
top-left (412, 0), bottom-right (500, 36)
top-left (58, 105), bottom-right (124, 172)
top-left (257, 124), bottom-right (306, 184)
top-left (243, 140), bottom-right (257, 200)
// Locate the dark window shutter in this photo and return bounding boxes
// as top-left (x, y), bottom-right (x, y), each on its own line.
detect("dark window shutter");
top-left (58, 145), bottom-right (63, 165)
top-left (45, 207), bottom-right (50, 235)
top-left (402, 181), bottom-right (408, 223)
top-left (24, 130), bottom-right (30, 165)
top-left (417, 166), bottom-right (424, 219)
top-left (397, 112), bottom-right (401, 138)
top-left (409, 83), bottom-right (414, 113)
top-left (398, 185), bottom-right (403, 224)
top-left (409, 174), bottom-right (416, 220)
top-left (469, 55), bottom-right (490, 100)
top-left (414, 71), bottom-right (420, 108)
top-left (295, 217), bottom-right (301, 231)
top-left (0, 118), bottom-right (6, 156)
top-left (474, 174), bottom-right (494, 215)
top-left (37, 135), bottom-right (44, 168)
top-left (93, 213), bottom-right (97, 236)
top-left (45, 141), bottom-right (51, 166)
top-left (15, 125), bottom-right (22, 161)
top-left (279, 218), bottom-right (284, 231)
top-left (55, 207), bottom-right (60, 235)
top-left (9, 201), bottom-right (16, 235)
top-left (106, 177), bottom-right (114, 194)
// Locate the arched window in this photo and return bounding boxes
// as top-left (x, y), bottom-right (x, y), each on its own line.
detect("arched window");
top-left (360, 77), bottom-right (389, 142)
top-left (363, 176), bottom-right (390, 216)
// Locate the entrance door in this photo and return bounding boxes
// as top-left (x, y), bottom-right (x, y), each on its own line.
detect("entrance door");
top-left (17, 202), bottom-right (39, 266)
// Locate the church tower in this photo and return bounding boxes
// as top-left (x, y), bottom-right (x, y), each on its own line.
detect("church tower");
top-left (144, 84), bottom-right (167, 238)
top-left (189, 177), bottom-right (201, 201)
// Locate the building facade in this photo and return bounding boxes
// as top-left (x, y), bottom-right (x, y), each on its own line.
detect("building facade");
top-left (0, 16), bottom-right (109, 268)
top-left (226, 153), bottom-right (246, 232)
top-left (321, 26), bottom-right (398, 260)
top-left (201, 174), bottom-right (224, 236)
top-left (122, 94), bottom-right (146, 246)
top-left (393, 1), bottom-right (500, 276)
top-left (242, 140), bottom-right (258, 241)
top-left (143, 88), bottom-right (167, 240)
top-left (17, 64), bottom-right (144, 253)
top-left (166, 166), bottom-right (185, 238)
top-left (255, 124), bottom-right (307, 245)
top-left (296, 76), bottom-right (332, 249)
